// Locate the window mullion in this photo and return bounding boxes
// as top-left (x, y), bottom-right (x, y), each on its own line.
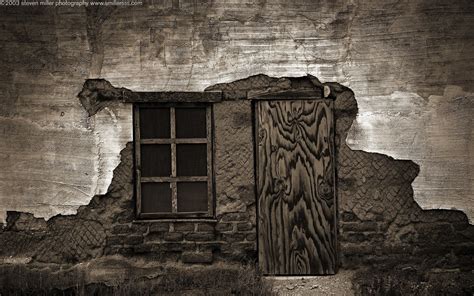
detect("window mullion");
top-left (134, 105), bottom-right (142, 216)
top-left (206, 106), bottom-right (213, 216)
top-left (170, 107), bottom-right (178, 213)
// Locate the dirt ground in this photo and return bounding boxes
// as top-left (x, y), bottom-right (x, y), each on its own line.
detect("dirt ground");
top-left (264, 270), bottom-right (356, 296)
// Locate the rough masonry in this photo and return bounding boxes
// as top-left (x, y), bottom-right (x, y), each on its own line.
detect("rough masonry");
top-left (1, 1), bottom-right (473, 223)
top-left (1, 75), bottom-right (472, 275)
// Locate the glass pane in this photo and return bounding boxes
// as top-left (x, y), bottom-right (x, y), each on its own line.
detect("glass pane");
top-left (176, 107), bottom-right (207, 138)
top-left (177, 144), bottom-right (207, 176)
top-left (139, 107), bottom-right (170, 139)
top-left (141, 144), bottom-right (171, 177)
top-left (177, 182), bottom-right (208, 212)
top-left (141, 182), bottom-right (172, 213)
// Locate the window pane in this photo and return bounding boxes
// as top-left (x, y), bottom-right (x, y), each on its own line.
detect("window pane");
top-left (176, 107), bottom-right (207, 138)
top-left (141, 182), bottom-right (172, 213)
top-left (177, 144), bottom-right (207, 176)
top-left (141, 144), bottom-right (171, 177)
top-left (139, 107), bottom-right (170, 139)
top-left (177, 182), bottom-right (208, 212)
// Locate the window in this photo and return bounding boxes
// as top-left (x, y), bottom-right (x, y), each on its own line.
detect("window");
top-left (134, 103), bottom-right (214, 219)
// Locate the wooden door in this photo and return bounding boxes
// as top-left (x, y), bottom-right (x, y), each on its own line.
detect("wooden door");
top-left (256, 99), bottom-right (337, 275)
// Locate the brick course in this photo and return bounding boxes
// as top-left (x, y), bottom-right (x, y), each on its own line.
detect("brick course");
top-left (0, 75), bottom-right (472, 270)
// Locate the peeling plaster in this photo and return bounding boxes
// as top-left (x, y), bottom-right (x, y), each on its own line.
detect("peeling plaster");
top-left (2, 75), bottom-right (473, 272)
top-left (0, 105), bottom-right (132, 223)
top-left (347, 86), bottom-right (474, 223)
top-left (91, 104), bottom-right (133, 195)
top-left (1, 0), bottom-right (473, 224)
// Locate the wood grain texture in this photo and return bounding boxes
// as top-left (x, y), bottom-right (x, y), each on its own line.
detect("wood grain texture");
top-left (257, 100), bottom-right (336, 275)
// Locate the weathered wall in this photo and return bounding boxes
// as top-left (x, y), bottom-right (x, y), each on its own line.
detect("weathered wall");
top-left (347, 87), bottom-right (474, 222)
top-left (0, 0), bottom-right (473, 222)
top-left (1, 76), bottom-right (472, 273)
top-left (0, 79), bottom-right (260, 265)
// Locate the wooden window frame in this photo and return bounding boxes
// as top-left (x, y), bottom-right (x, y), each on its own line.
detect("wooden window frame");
top-left (134, 102), bottom-right (214, 219)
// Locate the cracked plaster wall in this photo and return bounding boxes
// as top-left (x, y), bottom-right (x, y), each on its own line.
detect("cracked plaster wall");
top-left (1, 75), bottom-right (472, 270)
top-left (0, 0), bottom-right (473, 222)
top-left (347, 87), bottom-right (474, 222)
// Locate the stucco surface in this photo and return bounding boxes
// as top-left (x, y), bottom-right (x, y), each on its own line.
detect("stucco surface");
top-left (2, 75), bottom-right (472, 274)
top-left (214, 100), bottom-right (256, 217)
top-left (347, 87), bottom-right (474, 222)
top-left (0, 0), bottom-right (473, 222)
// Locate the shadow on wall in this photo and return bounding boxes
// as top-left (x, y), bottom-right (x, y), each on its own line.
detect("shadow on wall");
top-left (0, 74), bottom-right (472, 272)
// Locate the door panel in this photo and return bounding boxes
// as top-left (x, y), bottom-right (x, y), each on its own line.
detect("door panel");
top-left (256, 100), bottom-right (337, 275)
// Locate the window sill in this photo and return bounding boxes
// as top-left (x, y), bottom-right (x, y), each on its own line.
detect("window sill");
top-left (132, 218), bottom-right (218, 223)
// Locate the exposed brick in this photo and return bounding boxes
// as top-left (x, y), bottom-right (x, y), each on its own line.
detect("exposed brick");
top-left (236, 222), bottom-right (253, 231)
top-left (111, 224), bottom-right (131, 235)
top-left (7, 213), bottom-right (47, 232)
top-left (380, 245), bottom-right (414, 254)
top-left (341, 243), bottom-right (374, 255)
top-left (415, 222), bottom-right (453, 234)
top-left (453, 222), bottom-right (469, 231)
top-left (118, 247), bottom-right (134, 256)
top-left (156, 242), bottom-right (183, 252)
top-left (159, 242), bottom-right (196, 252)
top-left (413, 246), bottom-right (451, 255)
top-left (114, 211), bottom-right (134, 224)
top-left (366, 233), bottom-right (385, 242)
top-left (215, 223), bottom-right (233, 232)
top-left (246, 233), bottom-right (257, 241)
top-left (373, 214), bottom-right (385, 221)
top-left (124, 235), bottom-right (144, 245)
top-left (197, 223), bottom-right (215, 232)
top-left (185, 232), bottom-right (215, 241)
top-left (377, 222), bottom-right (390, 231)
top-left (143, 243), bottom-right (163, 253)
top-left (222, 90), bottom-right (247, 100)
top-left (232, 242), bottom-right (256, 251)
top-left (458, 226), bottom-right (474, 239)
top-left (144, 232), bottom-right (164, 242)
top-left (399, 231), bottom-right (417, 243)
top-left (130, 224), bottom-right (149, 234)
top-left (7, 76), bottom-right (474, 269)
top-left (343, 232), bottom-right (366, 243)
top-left (220, 243), bottom-right (233, 254)
top-left (341, 211), bottom-right (359, 222)
top-left (161, 252), bottom-right (181, 262)
top-left (416, 224), bottom-right (456, 242)
top-left (103, 246), bottom-right (122, 255)
top-left (221, 213), bottom-right (249, 222)
top-left (341, 221), bottom-right (378, 232)
top-left (133, 244), bottom-right (153, 254)
top-left (453, 243), bottom-right (474, 255)
top-left (164, 232), bottom-right (183, 241)
top-left (223, 233), bottom-right (245, 243)
top-left (181, 251), bottom-right (213, 264)
top-left (149, 223), bottom-right (169, 233)
top-left (106, 236), bottom-right (124, 245)
top-left (197, 242), bottom-right (225, 252)
top-left (174, 223), bottom-right (195, 232)
top-left (119, 200), bottom-right (134, 210)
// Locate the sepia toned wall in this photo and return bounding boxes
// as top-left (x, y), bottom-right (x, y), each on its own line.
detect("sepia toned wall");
top-left (1, 76), bottom-right (471, 271)
top-left (0, 0), bottom-right (473, 223)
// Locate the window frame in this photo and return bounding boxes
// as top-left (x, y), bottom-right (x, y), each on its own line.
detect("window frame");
top-left (133, 102), bottom-right (214, 219)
